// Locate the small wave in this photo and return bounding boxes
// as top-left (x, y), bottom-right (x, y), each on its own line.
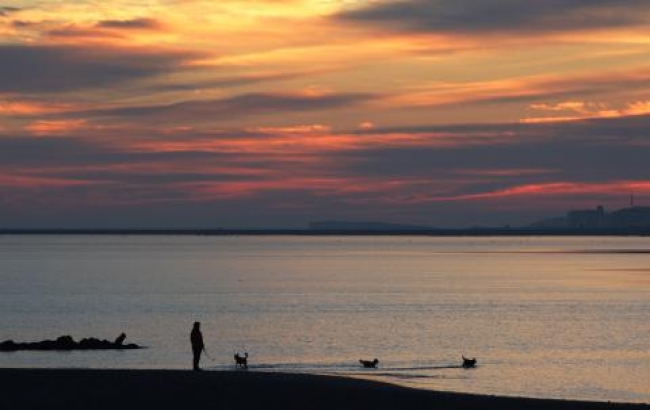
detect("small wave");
top-left (207, 361), bottom-right (360, 372)
top-left (384, 365), bottom-right (462, 371)
top-left (207, 362), bottom-right (467, 374)
top-left (349, 372), bottom-right (447, 380)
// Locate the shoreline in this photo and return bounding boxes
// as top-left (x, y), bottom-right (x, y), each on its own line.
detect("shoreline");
top-left (0, 369), bottom-right (647, 410)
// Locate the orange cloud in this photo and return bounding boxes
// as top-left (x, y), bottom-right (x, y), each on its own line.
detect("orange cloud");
top-left (522, 100), bottom-right (650, 123)
top-left (0, 99), bottom-right (72, 115)
top-left (386, 66), bottom-right (650, 119)
top-left (25, 119), bottom-right (88, 135)
top-left (248, 124), bottom-right (332, 134)
top-left (529, 101), bottom-right (587, 112)
top-left (626, 100), bottom-right (650, 115)
top-left (358, 121), bottom-right (374, 130)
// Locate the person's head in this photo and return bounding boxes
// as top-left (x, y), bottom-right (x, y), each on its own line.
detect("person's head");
top-left (193, 322), bottom-right (200, 330)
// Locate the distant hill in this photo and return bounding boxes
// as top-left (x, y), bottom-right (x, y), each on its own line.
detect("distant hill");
top-left (309, 221), bottom-right (433, 231)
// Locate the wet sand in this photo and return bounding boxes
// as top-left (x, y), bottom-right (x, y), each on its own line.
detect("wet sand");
top-left (0, 369), bottom-right (647, 410)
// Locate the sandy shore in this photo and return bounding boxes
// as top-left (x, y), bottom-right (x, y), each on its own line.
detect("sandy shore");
top-left (0, 369), bottom-right (647, 410)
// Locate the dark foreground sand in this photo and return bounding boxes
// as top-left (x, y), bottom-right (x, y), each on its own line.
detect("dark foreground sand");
top-left (0, 369), bottom-right (647, 410)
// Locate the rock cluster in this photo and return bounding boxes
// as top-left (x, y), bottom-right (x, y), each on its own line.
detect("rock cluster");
top-left (0, 334), bottom-right (142, 351)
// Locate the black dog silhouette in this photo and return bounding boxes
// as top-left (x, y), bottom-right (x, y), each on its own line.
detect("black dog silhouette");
top-left (234, 352), bottom-right (248, 368)
top-left (462, 356), bottom-right (477, 368)
top-left (359, 358), bottom-right (379, 368)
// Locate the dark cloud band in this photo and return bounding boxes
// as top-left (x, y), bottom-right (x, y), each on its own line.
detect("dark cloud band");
top-left (96, 18), bottom-right (162, 30)
top-left (77, 92), bottom-right (378, 121)
top-left (0, 44), bottom-right (198, 93)
top-left (336, 0), bottom-right (650, 35)
top-left (0, 6), bottom-right (20, 16)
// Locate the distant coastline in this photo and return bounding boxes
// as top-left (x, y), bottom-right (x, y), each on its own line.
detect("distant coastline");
top-left (3, 206), bottom-right (649, 236)
top-left (1, 227), bottom-right (649, 236)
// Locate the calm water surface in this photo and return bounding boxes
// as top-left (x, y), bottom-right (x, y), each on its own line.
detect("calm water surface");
top-left (0, 236), bottom-right (648, 403)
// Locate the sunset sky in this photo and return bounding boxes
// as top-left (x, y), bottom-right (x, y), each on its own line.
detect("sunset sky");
top-left (1, 0), bottom-right (649, 228)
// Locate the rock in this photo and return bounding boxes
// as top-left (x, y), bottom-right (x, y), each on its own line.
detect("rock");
top-left (0, 340), bottom-right (17, 351)
top-left (0, 335), bottom-right (143, 351)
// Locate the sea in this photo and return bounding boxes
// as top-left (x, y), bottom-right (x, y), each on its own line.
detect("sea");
top-left (0, 235), bottom-right (648, 403)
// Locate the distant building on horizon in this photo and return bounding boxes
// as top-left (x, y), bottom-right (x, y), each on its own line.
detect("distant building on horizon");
top-left (608, 206), bottom-right (650, 228)
top-left (531, 205), bottom-right (650, 229)
top-left (567, 205), bottom-right (606, 228)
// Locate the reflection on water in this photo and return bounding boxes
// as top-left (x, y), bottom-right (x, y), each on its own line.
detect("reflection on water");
top-left (0, 236), bottom-right (648, 403)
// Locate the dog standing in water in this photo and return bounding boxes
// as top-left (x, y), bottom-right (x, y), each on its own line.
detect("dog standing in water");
top-left (359, 358), bottom-right (379, 368)
top-left (234, 352), bottom-right (248, 368)
top-left (462, 356), bottom-right (477, 368)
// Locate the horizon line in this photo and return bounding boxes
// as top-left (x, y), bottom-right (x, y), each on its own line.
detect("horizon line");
top-left (1, 227), bottom-right (649, 236)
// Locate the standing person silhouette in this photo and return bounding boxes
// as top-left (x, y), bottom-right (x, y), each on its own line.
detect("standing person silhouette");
top-left (190, 322), bottom-right (204, 371)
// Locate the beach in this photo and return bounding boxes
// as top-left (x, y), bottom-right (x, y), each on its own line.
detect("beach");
top-left (0, 369), bottom-right (647, 410)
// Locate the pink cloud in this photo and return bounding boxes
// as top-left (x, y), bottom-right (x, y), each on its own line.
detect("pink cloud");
top-left (0, 174), bottom-right (97, 188)
top-left (437, 181), bottom-right (650, 202)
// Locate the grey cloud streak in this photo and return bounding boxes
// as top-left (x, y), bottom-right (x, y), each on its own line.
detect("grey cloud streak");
top-left (0, 6), bottom-right (20, 16)
top-left (0, 44), bottom-right (199, 93)
top-left (45, 27), bottom-right (125, 39)
top-left (336, 0), bottom-right (650, 35)
top-left (348, 115), bottom-right (650, 177)
top-left (76, 92), bottom-right (378, 121)
top-left (96, 18), bottom-right (162, 30)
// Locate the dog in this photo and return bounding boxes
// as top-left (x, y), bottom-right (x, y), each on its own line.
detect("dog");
top-left (359, 358), bottom-right (379, 368)
top-left (234, 352), bottom-right (248, 369)
top-left (462, 356), bottom-right (477, 368)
